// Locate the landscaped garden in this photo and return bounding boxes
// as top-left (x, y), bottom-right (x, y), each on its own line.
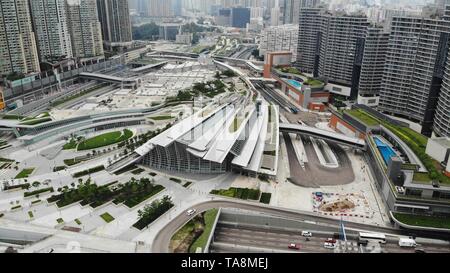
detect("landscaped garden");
top-left (259, 192), bottom-right (272, 204)
top-left (393, 212), bottom-right (450, 229)
top-left (133, 195), bottom-right (174, 230)
top-left (148, 115), bottom-right (174, 121)
top-left (100, 212), bottom-right (115, 223)
top-left (15, 168), bottom-right (35, 179)
top-left (170, 208), bottom-right (219, 253)
top-left (347, 108), bottom-right (449, 185)
top-left (189, 209), bottom-right (218, 253)
top-left (72, 165), bottom-right (105, 178)
top-left (210, 187), bottom-right (261, 200)
top-left (346, 109), bottom-right (380, 126)
top-left (47, 177), bottom-right (164, 209)
top-left (77, 129), bottom-right (133, 151)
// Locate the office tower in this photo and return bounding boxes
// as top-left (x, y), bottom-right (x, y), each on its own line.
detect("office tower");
top-left (357, 25), bottom-right (389, 106)
top-left (97, 0), bottom-right (133, 49)
top-left (231, 8), bottom-right (250, 28)
top-left (283, 0), bottom-right (320, 24)
top-left (29, 0), bottom-right (73, 62)
top-left (295, 8), bottom-right (323, 74)
top-left (379, 14), bottom-right (450, 136)
top-left (216, 8), bottom-right (231, 26)
top-left (66, 0), bottom-right (104, 60)
top-left (0, 0), bottom-right (40, 76)
top-left (315, 12), bottom-right (369, 91)
top-left (259, 24), bottom-right (298, 62)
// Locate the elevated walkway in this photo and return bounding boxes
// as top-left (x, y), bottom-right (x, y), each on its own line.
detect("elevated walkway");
top-left (79, 72), bottom-right (138, 89)
top-left (279, 123), bottom-right (366, 149)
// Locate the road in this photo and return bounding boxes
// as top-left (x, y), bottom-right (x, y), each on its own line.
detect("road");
top-left (210, 224), bottom-right (450, 253)
top-left (151, 199), bottom-right (408, 253)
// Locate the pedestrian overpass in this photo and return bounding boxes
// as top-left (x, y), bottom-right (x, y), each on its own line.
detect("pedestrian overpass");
top-left (79, 72), bottom-right (138, 89)
top-left (279, 123), bottom-right (366, 149)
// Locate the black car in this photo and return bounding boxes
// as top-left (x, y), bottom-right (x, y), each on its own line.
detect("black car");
top-left (414, 249), bottom-right (426, 253)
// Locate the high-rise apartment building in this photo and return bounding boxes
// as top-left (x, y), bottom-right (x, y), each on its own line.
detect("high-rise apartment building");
top-left (29, 0), bottom-right (73, 62)
top-left (315, 11), bottom-right (369, 93)
top-left (67, 0), bottom-right (104, 60)
top-left (379, 15), bottom-right (450, 136)
top-left (295, 8), bottom-right (323, 74)
top-left (259, 24), bottom-right (298, 62)
top-left (435, 44), bottom-right (450, 137)
top-left (357, 25), bottom-right (389, 106)
top-left (97, 0), bottom-right (133, 49)
top-left (283, 0), bottom-right (320, 24)
top-left (0, 0), bottom-right (40, 76)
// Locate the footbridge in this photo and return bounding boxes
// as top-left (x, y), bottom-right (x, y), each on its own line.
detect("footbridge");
top-left (279, 123), bottom-right (366, 149)
top-left (79, 72), bottom-right (138, 89)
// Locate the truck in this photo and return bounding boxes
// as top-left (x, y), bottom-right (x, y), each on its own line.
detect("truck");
top-left (398, 238), bottom-right (417, 247)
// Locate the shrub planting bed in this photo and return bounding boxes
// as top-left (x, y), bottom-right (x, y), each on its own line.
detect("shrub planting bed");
top-left (4, 183), bottom-right (30, 191)
top-left (24, 187), bottom-right (54, 197)
top-left (133, 196), bottom-right (174, 230)
top-left (15, 168), bottom-right (35, 179)
top-left (210, 187), bottom-right (260, 200)
top-left (73, 165), bottom-right (105, 178)
top-left (259, 192), bottom-right (272, 204)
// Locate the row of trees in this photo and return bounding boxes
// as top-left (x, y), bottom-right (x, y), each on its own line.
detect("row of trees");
top-left (134, 195), bottom-right (174, 230)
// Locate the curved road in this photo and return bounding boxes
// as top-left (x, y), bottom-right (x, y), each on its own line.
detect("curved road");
top-left (151, 199), bottom-right (404, 253)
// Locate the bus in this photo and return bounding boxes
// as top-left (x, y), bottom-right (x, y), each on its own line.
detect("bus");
top-left (359, 232), bottom-right (386, 244)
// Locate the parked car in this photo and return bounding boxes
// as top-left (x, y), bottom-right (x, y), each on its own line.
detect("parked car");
top-left (323, 242), bottom-right (336, 249)
top-left (414, 248), bottom-right (426, 253)
top-left (186, 209), bottom-right (196, 216)
top-left (288, 243), bottom-right (301, 250)
top-left (301, 231), bottom-right (312, 237)
top-left (325, 238), bottom-right (337, 244)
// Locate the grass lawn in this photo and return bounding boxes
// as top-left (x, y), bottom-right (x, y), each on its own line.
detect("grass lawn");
top-left (393, 213), bottom-right (450, 229)
top-left (77, 129), bottom-right (133, 151)
top-left (345, 109), bottom-right (380, 126)
top-left (28, 211), bottom-right (34, 218)
top-left (19, 117), bottom-right (52, 125)
top-left (304, 78), bottom-right (323, 86)
top-left (413, 172), bottom-right (431, 182)
top-left (189, 209), bottom-right (218, 253)
top-left (63, 139), bottom-right (78, 150)
top-left (149, 115), bottom-right (173, 120)
top-left (15, 168), bottom-right (35, 179)
top-left (75, 218), bottom-right (82, 225)
top-left (100, 212), bottom-right (115, 223)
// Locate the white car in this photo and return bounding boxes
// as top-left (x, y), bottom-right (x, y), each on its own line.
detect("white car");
top-left (301, 231), bottom-right (312, 237)
top-left (186, 209), bottom-right (196, 216)
top-left (324, 242), bottom-right (336, 249)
